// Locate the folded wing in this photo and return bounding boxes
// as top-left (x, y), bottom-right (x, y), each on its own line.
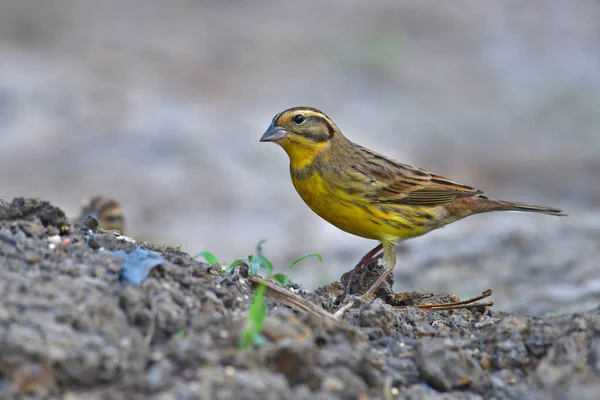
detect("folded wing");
top-left (349, 146), bottom-right (483, 206)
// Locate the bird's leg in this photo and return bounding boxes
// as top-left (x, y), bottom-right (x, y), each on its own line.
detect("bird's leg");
top-left (362, 241), bottom-right (396, 298)
top-left (345, 243), bottom-right (383, 295)
top-left (358, 251), bottom-right (383, 286)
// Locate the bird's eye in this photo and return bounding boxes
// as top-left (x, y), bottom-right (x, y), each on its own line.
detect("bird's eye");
top-left (292, 114), bottom-right (305, 125)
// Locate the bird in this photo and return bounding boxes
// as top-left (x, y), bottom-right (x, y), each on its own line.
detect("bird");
top-left (76, 196), bottom-right (125, 234)
top-left (260, 106), bottom-right (566, 298)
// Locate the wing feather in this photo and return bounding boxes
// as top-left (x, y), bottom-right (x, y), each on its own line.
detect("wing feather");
top-left (348, 146), bottom-right (482, 206)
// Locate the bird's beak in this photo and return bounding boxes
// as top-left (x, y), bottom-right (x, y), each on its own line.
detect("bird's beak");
top-left (260, 123), bottom-right (288, 142)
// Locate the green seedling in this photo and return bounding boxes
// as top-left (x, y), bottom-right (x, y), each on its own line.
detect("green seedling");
top-left (271, 253), bottom-right (323, 285)
top-left (196, 240), bottom-right (321, 285)
top-left (174, 329), bottom-right (185, 338)
top-left (197, 241), bottom-right (323, 349)
top-left (196, 250), bottom-right (221, 265)
top-left (238, 283), bottom-right (267, 349)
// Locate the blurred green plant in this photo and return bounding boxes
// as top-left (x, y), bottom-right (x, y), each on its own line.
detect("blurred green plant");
top-left (174, 329), bottom-right (185, 338)
top-left (197, 250), bottom-right (220, 265)
top-left (196, 240), bottom-right (322, 349)
top-left (195, 240), bottom-right (322, 285)
top-left (238, 282), bottom-right (267, 349)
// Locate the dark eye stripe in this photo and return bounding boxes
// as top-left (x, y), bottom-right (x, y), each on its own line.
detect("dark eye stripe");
top-left (293, 115), bottom-right (334, 142)
top-left (301, 132), bottom-right (328, 142)
top-left (103, 214), bottom-right (124, 222)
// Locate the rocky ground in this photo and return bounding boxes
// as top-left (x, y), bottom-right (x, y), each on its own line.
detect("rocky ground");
top-left (1, 197), bottom-right (599, 400)
top-left (2, 0), bottom-right (599, 293)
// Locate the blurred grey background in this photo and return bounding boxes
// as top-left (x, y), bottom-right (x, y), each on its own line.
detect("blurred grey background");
top-left (0, 0), bottom-right (598, 315)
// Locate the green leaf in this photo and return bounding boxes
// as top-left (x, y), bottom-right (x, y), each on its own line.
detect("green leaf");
top-left (282, 253), bottom-right (322, 285)
top-left (195, 251), bottom-right (220, 265)
top-left (271, 273), bottom-right (288, 285)
top-left (220, 264), bottom-right (234, 274)
top-left (248, 260), bottom-right (261, 275)
top-left (255, 239), bottom-right (267, 257)
top-left (174, 329), bottom-right (185, 338)
top-left (219, 258), bottom-right (246, 275)
top-left (254, 255), bottom-right (274, 276)
top-left (229, 258), bottom-right (247, 268)
top-left (252, 240), bottom-right (274, 276)
top-left (239, 283), bottom-right (268, 349)
top-left (289, 253), bottom-right (323, 268)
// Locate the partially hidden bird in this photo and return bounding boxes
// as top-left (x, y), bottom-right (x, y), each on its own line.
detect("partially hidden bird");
top-left (77, 196), bottom-right (126, 234)
top-left (260, 106), bottom-right (566, 298)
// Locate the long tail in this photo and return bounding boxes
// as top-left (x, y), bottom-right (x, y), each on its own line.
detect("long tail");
top-left (484, 199), bottom-right (566, 216)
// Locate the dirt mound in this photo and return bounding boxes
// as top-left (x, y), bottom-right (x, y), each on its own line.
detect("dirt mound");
top-left (0, 198), bottom-right (598, 399)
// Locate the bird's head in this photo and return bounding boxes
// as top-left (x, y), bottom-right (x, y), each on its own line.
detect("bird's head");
top-left (260, 107), bottom-right (341, 168)
top-left (79, 196), bottom-right (125, 233)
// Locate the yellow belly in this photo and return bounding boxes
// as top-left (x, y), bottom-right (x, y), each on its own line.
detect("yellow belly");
top-left (291, 173), bottom-right (436, 241)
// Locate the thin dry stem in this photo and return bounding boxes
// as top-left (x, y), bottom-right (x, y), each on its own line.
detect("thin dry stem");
top-left (394, 289), bottom-right (494, 312)
top-left (248, 275), bottom-right (340, 323)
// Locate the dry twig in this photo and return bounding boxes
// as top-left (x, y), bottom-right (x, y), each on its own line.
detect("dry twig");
top-left (248, 275), bottom-right (340, 323)
top-left (394, 289), bottom-right (493, 312)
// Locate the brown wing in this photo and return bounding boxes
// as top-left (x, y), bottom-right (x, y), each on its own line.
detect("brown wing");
top-left (348, 146), bottom-right (483, 206)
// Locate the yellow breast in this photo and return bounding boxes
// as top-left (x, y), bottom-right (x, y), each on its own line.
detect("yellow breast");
top-left (291, 173), bottom-right (436, 241)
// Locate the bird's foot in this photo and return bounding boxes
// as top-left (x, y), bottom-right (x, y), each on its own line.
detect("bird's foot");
top-left (345, 244), bottom-right (383, 295)
top-left (359, 268), bottom-right (391, 300)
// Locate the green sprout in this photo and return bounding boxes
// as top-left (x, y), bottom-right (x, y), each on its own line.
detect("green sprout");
top-left (196, 241), bottom-right (323, 349)
top-left (174, 329), bottom-right (185, 338)
top-left (196, 240), bottom-right (321, 285)
top-left (238, 283), bottom-right (267, 349)
top-left (271, 253), bottom-right (323, 285)
top-left (196, 250), bottom-right (220, 265)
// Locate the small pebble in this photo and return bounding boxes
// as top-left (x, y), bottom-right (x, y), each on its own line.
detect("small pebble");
top-left (47, 235), bottom-right (62, 244)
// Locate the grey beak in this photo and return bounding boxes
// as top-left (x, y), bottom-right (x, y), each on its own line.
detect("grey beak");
top-left (260, 123), bottom-right (288, 142)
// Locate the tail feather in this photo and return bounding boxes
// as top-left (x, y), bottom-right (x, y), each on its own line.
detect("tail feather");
top-left (491, 200), bottom-right (566, 216)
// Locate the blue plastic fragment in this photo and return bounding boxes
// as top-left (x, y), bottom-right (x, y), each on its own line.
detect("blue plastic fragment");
top-left (111, 248), bottom-right (167, 285)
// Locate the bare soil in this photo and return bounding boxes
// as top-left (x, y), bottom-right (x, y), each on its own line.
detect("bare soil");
top-left (0, 198), bottom-right (599, 399)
